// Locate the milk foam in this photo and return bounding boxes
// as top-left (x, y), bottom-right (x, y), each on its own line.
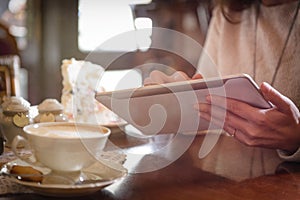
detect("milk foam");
top-left (26, 125), bottom-right (106, 138)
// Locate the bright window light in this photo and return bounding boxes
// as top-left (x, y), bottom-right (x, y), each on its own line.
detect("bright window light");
top-left (78, 0), bottom-right (152, 52)
top-left (98, 69), bottom-right (142, 92)
top-left (135, 17), bottom-right (152, 51)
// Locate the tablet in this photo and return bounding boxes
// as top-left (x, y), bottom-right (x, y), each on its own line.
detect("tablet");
top-left (95, 74), bottom-right (272, 135)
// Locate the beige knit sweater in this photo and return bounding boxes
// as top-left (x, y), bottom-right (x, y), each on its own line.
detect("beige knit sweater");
top-left (197, 1), bottom-right (300, 161)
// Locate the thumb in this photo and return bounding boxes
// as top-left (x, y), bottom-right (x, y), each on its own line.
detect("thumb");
top-left (192, 73), bottom-right (203, 79)
top-left (261, 82), bottom-right (299, 118)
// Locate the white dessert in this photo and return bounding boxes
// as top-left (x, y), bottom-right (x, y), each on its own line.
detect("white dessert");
top-left (60, 58), bottom-right (107, 123)
top-left (37, 98), bottom-right (64, 112)
top-left (1, 96), bottom-right (30, 113)
top-left (34, 98), bottom-right (68, 123)
top-left (0, 96), bottom-right (30, 147)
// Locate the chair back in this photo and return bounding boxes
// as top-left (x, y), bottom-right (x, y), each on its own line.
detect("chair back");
top-left (0, 55), bottom-right (21, 103)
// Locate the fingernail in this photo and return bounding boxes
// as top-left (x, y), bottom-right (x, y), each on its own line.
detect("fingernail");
top-left (206, 95), bottom-right (211, 102)
top-left (260, 82), bottom-right (271, 93)
top-left (193, 104), bottom-right (199, 109)
top-left (194, 103), bottom-right (204, 111)
top-left (196, 103), bottom-right (207, 112)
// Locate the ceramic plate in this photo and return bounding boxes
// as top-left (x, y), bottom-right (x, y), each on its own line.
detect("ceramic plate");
top-left (100, 120), bottom-right (128, 129)
top-left (1, 158), bottom-right (127, 197)
top-left (100, 120), bottom-right (128, 134)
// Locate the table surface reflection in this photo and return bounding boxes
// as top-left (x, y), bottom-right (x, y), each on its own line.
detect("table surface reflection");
top-left (1, 129), bottom-right (300, 200)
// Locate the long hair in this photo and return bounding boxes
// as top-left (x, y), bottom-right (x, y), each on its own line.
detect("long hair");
top-left (214, 0), bottom-right (259, 23)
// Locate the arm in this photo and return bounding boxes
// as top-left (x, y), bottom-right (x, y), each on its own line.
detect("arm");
top-left (143, 6), bottom-right (223, 86)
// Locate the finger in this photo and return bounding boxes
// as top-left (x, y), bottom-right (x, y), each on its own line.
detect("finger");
top-left (207, 94), bottom-right (299, 130)
top-left (201, 109), bottom-right (264, 146)
top-left (207, 95), bottom-right (269, 124)
top-left (143, 77), bottom-right (157, 86)
top-left (144, 70), bottom-right (166, 85)
top-left (198, 101), bottom-right (267, 140)
top-left (195, 103), bottom-right (211, 113)
top-left (198, 111), bottom-right (234, 135)
top-left (261, 82), bottom-right (300, 119)
top-left (196, 103), bottom-right (225, 130)
top-left (192, 73), bottom-right (203, 79)
top-left (171, 71), bottom-right (191, 81)
top-left (196, 102), bottom-right (227, 125)
top-left (196, 102), bottom-right (246, 133)
top-left (199, 104), bottom-right (294, 149)
top-left (260, 82), bottom-right (289, 109)
top-left (149, 70), bottom-right (170, 84)
top-left (199, 109), bottom-right (245, 138)
top-left (232, 128), bottom-right (286, 149)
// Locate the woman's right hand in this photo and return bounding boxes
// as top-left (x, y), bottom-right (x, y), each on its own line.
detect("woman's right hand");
top-left (144, 70), bottom-right (203, 86)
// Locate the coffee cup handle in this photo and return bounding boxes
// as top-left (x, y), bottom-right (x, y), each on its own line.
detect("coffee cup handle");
top-left (11, 135), bottom-right (43, 167)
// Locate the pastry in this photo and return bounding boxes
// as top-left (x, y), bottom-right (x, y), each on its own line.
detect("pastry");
top-left (10, 165), bottom-right (43, 182)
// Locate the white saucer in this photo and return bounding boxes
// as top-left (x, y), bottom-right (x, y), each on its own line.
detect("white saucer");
top-left (100, 120), bottom-right (128, 134)
top-left (1, 158), bottom-right (127, 197)
top-left (101, 119), bottom-right (127, 128)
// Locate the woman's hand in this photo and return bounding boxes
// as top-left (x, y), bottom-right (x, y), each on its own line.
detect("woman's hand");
top-left (195, 82), bottom-right (300, 153)
top-left (144, 70), bottom-right (202, 86)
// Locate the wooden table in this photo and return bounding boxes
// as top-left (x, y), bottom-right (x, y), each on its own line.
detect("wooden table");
top-left (1, 130), bottom-right (300, 200)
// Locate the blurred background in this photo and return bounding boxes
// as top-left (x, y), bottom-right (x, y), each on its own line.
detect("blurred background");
top-left (0, 0), bottom-right (212, 105)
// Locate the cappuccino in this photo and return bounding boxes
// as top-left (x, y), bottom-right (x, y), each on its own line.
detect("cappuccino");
top-left (13, 122), bottom-right (111, 172)
top-left (25, 124), bottom-right (108, 139)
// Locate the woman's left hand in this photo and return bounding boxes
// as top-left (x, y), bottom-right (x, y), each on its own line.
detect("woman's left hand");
top-left (195, 82), bottom-right (300, 153)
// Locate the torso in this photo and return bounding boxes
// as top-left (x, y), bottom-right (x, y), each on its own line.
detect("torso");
top-left (199, 1), bottom-right (300, 107)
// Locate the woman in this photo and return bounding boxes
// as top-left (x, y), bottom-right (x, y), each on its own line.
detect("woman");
top-left (144, 0), bottom-right (300, 161)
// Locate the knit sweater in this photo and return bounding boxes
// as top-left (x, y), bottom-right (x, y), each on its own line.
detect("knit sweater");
top-left (197, 1), bottom-right (300, 161)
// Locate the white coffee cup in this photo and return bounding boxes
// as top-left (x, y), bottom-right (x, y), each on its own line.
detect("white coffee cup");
top-left (12, 122), bottom-right (111, 172)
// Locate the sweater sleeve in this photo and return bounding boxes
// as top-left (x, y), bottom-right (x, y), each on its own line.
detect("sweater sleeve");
top-left (277, 148), bottom-right (300, 162)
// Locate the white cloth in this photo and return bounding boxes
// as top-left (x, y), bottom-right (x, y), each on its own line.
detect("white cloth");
top-left (197, 1), bottom-right (300, 161)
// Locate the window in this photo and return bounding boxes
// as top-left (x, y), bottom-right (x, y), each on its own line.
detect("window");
top-left (78, 0), bottom-right (152, 52)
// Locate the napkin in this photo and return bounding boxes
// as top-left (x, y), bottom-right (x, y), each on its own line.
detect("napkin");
top-left (0, 148), bottom-right (126, 195)
top-left (0, 149), bottom-right (33, 195)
